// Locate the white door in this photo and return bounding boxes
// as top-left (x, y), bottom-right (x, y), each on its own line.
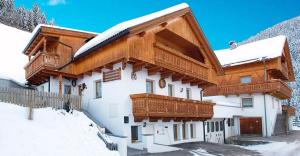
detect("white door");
top-left (205, 119), bottom-right (224, 143)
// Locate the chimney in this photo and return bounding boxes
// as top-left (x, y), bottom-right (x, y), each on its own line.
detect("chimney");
top-left (229, 41), bottom-right (238, 50)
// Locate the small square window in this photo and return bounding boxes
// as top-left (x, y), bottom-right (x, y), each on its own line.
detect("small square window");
top-left (240, 76), bottom-right (252, 84)
top-left (242, 98), bottom-right (253, 108)
top-left (64, 85), bottom-right (71, 95)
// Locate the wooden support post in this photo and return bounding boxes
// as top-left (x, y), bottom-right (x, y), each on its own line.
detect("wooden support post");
top-left (59, 74), bottom-right (63, 96)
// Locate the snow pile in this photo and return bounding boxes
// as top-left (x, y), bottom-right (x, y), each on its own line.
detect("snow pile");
top-left (74, 3), bottom-right (189, 58)
top-left (215, 35), bottom-right (286, 66)
top-left (0, 23), bottom-right (31, 83)
top-left (244, 141), bottom-right (300, 156)
top-left (190, 148), bottom-right (216, 156)
top-left (0, 102), bottom-right (119, 156)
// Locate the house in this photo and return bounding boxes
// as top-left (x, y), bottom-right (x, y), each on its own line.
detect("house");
top-left (22, 3), bottom-right (295, 154)
top-left (204, 36), bottom-right (295, 138)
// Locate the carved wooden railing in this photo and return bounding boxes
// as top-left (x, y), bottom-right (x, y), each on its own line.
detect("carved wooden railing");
top-left (154, 43), bottom-right (209, 81)
top-left (203, 79), bottom-right (292, 99)
top-left (25, 52), bottom-right (59, 79)
top-left (282, 105), bottom-right (296, 117)
top-left (130, 93), bottom-right (214, 121)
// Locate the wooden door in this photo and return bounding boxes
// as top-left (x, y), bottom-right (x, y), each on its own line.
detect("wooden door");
top-left (240, 117), bottom-right (262, 135)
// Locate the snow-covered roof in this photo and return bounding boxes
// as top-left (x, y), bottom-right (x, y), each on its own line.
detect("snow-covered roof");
top-left (0, 73), bottom-right (26, 87)
top-left (0, 23), bottom-right (31, 83)
top-left (23, 24), bottom-right (98, 54)
top-left (74, 3), bottom-right (189, 59)
top-left (215, 35), bottom-right (287, 66)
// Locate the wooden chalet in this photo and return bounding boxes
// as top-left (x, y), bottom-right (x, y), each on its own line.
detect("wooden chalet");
top-left (23, 4), bottom-right (223, 121)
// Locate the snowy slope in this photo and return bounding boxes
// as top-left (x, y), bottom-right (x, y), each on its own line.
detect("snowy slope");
top-left (0, 102), bottom-right (118, 156)
top-left (240, 16), bottom-right (300, 114)
top-left (0, 23), bottom-right (31, 83)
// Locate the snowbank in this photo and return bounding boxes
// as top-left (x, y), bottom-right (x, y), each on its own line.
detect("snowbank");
top-left (0, 23), bottom-right (31, 83)
top-left (244, 141), bottom-right (300, 156)
top-left (0, 102), bottom-right (119, 156)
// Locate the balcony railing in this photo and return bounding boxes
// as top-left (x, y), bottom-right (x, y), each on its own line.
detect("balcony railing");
top-left (25, 52), bottom-right (59, 79)
top-left (203, 79), bottom-right (292, 99)
top-left (130, 93), bottom-right (214, 122)
top-left (282, 105), bottom-right (296, 117)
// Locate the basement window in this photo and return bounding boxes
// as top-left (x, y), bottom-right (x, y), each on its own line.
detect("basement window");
top-left (242, 97), bottom-right (253, 108)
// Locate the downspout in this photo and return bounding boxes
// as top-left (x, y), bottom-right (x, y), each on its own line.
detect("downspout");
top-left (200, 89), bottom-right (203, 101)
top-left (262, 57), bottom-right (268, 137)
top-left (203, 121), bottom-right (206, 142)
top-left (223, 118), bottom-right (226, 143)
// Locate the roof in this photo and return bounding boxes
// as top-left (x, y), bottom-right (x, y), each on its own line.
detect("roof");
top-left (73, 3), bottom-right (189, 59)
top-left (215, 35), bottom-right (287, 66)
top-left (0, 74), bottom-right (26, 88)
top-left (22, 24), bottom-right (98, 54)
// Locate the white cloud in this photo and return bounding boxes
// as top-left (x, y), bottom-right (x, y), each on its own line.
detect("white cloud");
top-left (48, 0), bottom-right (66, 6)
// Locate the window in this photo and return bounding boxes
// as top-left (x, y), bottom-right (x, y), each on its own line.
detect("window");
top-left (220, 121), bottom-right (224, 131)
top-left (231, 118), bottom-right (235, 126)
top-left (131, 126), bottom-right (140, 143)
top-left (240, 76), bottom-right (252, 84)
top-left (168, 84), bottom-right (174, 97)
top-left (227, 118), bottom-right (231, 127)
top-left (242, 97), bottom-right (253, 108)
top-left (95, 80), bottom-right (102, 98)
top-left (146, 80), bottom-right (154, 94)
top-left (216, 122), bottom-right (219, 132)
top-left (207, 122), bottom-right (210, 133)
top-left (190, 124), bottom-right (195, 138)
top-left (64, 85), bottom-right (71, 95)
top-left (186, 88), bottom-right (191, 99)
top-left (211, 122), bottom-right (214, 132)
top-left (182, 123), bottom-right (187, 140)
top-left (173, 124), bottom-right (179, 141)
top-left (40, 86), bottom-right (44, 92)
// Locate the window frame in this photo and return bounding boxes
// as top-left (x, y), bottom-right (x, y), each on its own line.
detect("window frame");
top-left (168, 84), bottom-right (174, 97)
top-left (186, 88), bottom-right (192, 99)
top-left (146, 79), bottom-right (154, 94)
top-left (211, 122), bottom-right (214, 132)
top-left (64, 85), bottom-right (72, 95)
top-left (242, 97), bottom-right (254, 108)
top-left (95, 80), bottom-right (102, 99)
top-left (240, 75), bottom-right (252, 84)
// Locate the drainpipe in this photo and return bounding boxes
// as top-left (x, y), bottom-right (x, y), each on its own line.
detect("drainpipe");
top-left (203, 121), bottom-right (206, 142)
top-left (223, 118), bottom-right (226, 143)
top-left (262, 57), bottom-right (268, 137)
top-left (200, 89), bottom-right (203, 101)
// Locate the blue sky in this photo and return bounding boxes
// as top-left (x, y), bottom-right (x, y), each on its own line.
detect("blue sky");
top-left (15, 0), bottom-right (300, 50)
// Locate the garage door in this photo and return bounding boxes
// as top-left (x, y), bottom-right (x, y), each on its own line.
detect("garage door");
top-left (240, 117), bottom-right (262, 135)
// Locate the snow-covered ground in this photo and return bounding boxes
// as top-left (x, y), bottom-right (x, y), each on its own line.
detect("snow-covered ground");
top-left (0, 23), bottom-right (30, 83)
top-left (243, 141), bottom-right (300, 156)
top-left (0, 102), bottom-right (119, 156)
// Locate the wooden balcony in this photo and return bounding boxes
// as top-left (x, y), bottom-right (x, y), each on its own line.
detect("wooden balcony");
top-left (282, 105), bottom-right (296, 117)
top-left (203, 79), bottom-right (292, 100)
top-left (130, 93), bottom-right (214, 122)
top-left (25, 52), bottom-right (59, 79)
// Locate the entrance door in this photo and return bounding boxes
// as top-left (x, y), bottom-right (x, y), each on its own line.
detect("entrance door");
top-left (131, 126), bottom-right (139, 143)
top-left (205, 119), bottom-right (224, 143)
top-left (240, 117), bottom-right (262, 135)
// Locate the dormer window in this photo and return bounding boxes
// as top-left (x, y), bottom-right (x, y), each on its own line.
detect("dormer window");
top-left (240, 76), bottom-right (252, 84)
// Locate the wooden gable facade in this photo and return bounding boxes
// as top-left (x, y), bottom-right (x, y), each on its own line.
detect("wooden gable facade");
top-left (204, 39), bottom-right (294, 100)
top-left (61, 8), bottom-right (223, 88)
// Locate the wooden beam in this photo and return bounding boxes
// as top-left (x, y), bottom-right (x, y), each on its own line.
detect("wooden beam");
top-left (93, 67), bottom-right (102, 73)
top-left (84, 71), bottom-right (93, 76)
top-left (28, 37), bottom-right (45, 57)
top-left (148, 66), bottom-right (162, 76)
top-left (132, 61), bottom-right (146, 73)
top-left (182, 78), bottom-right (195, 84)
top-left (172, 74), bottom-right (185, 82)
top-left (104, 63), bottom-right (113, 70)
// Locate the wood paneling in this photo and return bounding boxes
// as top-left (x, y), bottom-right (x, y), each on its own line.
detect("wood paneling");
top-left (203, 79), bottom-right (292, 99)
top-left (130, 93), bottom-right (214, 122)
top-left (240, 117), bottom-right (262, 135)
